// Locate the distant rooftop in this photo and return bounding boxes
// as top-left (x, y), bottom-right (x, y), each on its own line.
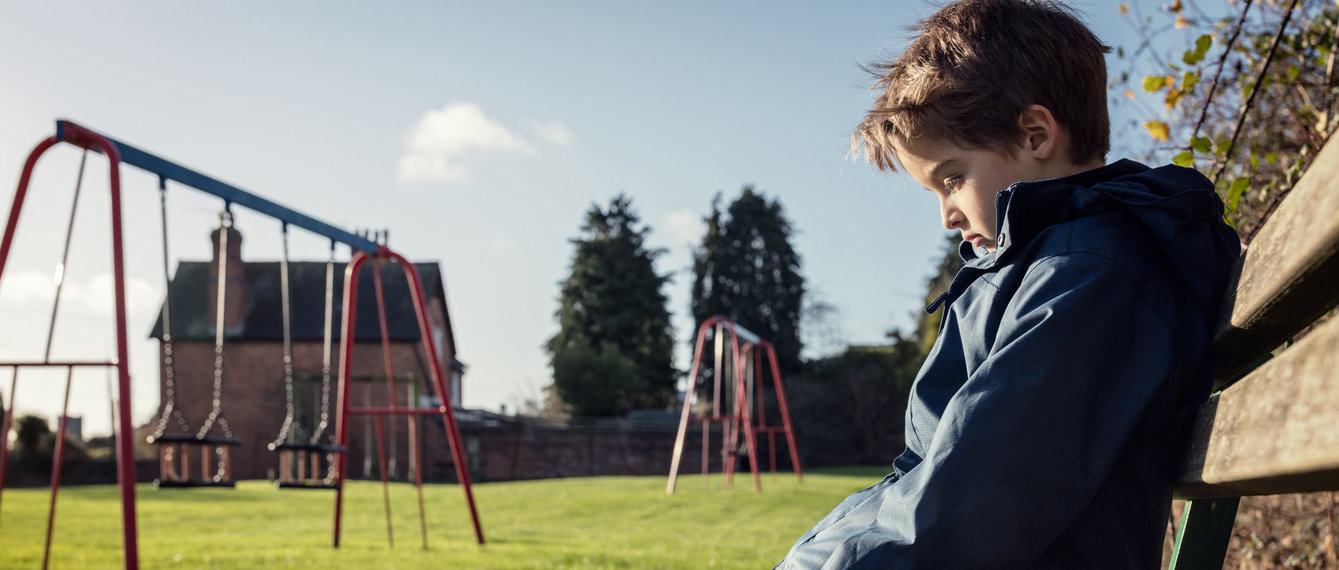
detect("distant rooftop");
top-left (148, 260), bottom-right (457, 357)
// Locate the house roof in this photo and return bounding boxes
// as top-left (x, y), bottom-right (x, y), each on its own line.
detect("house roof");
top-left (148, 260), bottom-right (459, 359)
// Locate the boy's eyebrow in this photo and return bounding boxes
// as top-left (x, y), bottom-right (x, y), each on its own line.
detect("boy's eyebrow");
top-left (928, 159), bottom-right (956, 183)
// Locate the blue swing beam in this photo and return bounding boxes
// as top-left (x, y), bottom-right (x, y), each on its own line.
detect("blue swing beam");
top-left (55, 119), bottom-right (379, 254)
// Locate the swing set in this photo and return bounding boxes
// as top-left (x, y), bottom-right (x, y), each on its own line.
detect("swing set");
top-left (0, 119), bottom-right (484, 570)
top-left (666, 315), bottom-right (803, 494)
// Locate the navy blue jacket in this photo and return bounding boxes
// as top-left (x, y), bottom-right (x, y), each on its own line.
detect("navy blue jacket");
top-left (778, 160), bottom-right (1240, 568)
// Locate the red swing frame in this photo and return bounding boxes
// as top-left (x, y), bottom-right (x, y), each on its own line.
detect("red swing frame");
top-left (666, 315), bottom-right (803, 494)
top-left (330, 249), bottom-right (485, 546)
top-left (0, 127), bottom-right (141, 569)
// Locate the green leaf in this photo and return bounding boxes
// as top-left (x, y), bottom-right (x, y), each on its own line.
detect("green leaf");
top-left (1287, 65), bottom-right (1301, 82)
top-left (1143, 75), bottom-right (1166, 92)
top-left (1117, 46), bottom-right (1125, 59)
top-left (1215, 139), bottom-right (1232, 156)
top-left (1226, 177), bottom-right (1249, 211)
top-left (1182, 49), bottom-right (1199, 66)
top-left (1194, 35), bottom-right (1212, 60)
top-left (1265, 151), bottom-right (1278, 163)
top-left (1250, 153), bottom-right (1260, 170)
top-left (1182, 71), bottom-right (1199, 92)
top-left (1190, 136), bottom-right (1212, 154)
top-left (1172, 150), bottom-right (1195, 167)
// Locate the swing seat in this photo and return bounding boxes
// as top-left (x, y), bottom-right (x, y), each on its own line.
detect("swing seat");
top-left (269, 442), bottom-right (346, 490)
top-left (155, 478), bottom-right (238, 489)
top-left (148, 433), bottom-right (242, 446)
top-left (149, 433), bottom-right (243, 488)
top-left (267, 441), bottom-right (347, 453)
top-left (275, 480), bottom-right (342, 490)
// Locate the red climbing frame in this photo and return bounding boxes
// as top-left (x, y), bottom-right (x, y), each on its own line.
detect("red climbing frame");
top-left (331, 249), bottom-right (484, 546)
top-left (666, 316), bottom-right (803, 494)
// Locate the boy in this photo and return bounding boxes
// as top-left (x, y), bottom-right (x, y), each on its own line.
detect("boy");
top-left (777, 0), bottom-right (1241, 567)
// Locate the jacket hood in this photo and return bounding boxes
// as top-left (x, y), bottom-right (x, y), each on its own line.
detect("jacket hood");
top-left (943, 160), bottom-right (1240, 319)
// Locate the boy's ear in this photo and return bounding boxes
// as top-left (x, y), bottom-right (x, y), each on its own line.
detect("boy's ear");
top-left (1017, 104), bottom-right (1060, 160)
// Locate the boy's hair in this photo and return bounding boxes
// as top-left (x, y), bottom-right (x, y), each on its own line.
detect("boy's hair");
top-left (855, 0), bottom-right (1111, 170)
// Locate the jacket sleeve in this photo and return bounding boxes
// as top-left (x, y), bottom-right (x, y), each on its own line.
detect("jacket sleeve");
top-left (779, 252), bottom-right (1187, 569)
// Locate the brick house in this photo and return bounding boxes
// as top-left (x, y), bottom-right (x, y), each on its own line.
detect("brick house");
top-left (148, 226), bottom-right (465, 481)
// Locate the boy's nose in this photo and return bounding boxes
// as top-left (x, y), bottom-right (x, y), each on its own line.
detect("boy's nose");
top-left (940, 200), bottom-right (963, 230)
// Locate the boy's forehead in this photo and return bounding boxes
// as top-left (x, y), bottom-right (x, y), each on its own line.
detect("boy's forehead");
top-left (891, 135), bottom-right (962, 181)
top-left (892, 135), bottom-right (961, 164)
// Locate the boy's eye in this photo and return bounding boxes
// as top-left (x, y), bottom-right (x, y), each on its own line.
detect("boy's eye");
top-left (943, 176), bottom-right (963, 191)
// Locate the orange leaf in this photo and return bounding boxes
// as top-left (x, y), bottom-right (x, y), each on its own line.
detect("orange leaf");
top-left (1175, 15), bottom-right (1189, 28)
top-left (1143, 121), bottom-right (1170, 141)
top-left (1124, 90), bottom-right (1136, 100)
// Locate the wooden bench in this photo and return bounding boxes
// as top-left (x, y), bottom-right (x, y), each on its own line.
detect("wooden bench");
top-left (1169, 138), bottom-right (1339, 568)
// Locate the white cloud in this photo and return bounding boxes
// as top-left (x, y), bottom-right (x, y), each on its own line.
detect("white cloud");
top-left (0, 270), bottom-right (160, 320)
top-left (84, 273), bottom-right (161, 320)
top-left (531, 120), bottom-right (576, 147)
top-left (664, 210), bottom-right (703, 244)
top-left (0, 270), bottom-right (56, 307)
top-left (397, 103), bottom-right (532, 184)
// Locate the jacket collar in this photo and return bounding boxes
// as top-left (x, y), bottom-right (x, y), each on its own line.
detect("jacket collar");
top-left (927, 160), bottom-right (1150, 314)
top-left (961, 159), bottom-right (1150, 268)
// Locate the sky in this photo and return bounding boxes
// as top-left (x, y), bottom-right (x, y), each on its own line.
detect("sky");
top-left (0, 1), bottom-right (1187, 436)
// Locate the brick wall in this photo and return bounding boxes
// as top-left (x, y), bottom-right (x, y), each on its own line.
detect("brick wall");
top-left (417, 417), bottom-right (788, 484)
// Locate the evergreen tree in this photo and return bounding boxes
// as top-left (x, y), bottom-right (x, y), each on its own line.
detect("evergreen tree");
top-left (691, 186), bottom-right (805, 373)
top-left (547, 194), bottom-right (676, 417)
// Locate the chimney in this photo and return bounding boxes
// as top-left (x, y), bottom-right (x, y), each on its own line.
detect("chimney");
top-left (207, 224), bottom-right (248, 334)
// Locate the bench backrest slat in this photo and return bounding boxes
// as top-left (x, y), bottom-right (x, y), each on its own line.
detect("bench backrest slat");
top-left (1211, 138), bottom-right (1339, 388)
top-left (1177, 312), bottom-right (1339, 499)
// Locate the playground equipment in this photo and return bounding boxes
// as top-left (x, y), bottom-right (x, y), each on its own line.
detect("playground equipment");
top-left (0, 119), bottom-right (484, 569)
top-left (666, 315), bottom-right (803, 494)
top-left (146, 200), bottom-right (243, 488)
top-left (267, 232), bottom-right (345, 491)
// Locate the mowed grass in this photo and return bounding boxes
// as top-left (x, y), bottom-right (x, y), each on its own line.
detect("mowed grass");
top-left (0, 466), bottom-right (887, 569)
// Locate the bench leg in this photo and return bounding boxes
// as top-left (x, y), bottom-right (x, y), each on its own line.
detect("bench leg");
top-left (1169, 497), bottom-right (1240, 569)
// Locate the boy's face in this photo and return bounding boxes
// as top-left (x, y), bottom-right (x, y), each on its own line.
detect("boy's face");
top-left (894, 135), bottom-right (1047, 251)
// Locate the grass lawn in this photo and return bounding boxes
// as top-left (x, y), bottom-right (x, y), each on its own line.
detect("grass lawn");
top-left (0, 466), bottom-right (887, 569)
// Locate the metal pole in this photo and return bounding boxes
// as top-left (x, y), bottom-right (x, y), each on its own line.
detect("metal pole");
top-left (764, 342), bottom-right (803, 482)
top-left (43, 150), bottom-right (88, 363)
top-left (370, 259), bottom-right (398, 547)
top-left (666, 317), bottom-right (717, 494)
top-left (729, 323), bottom-right (761, 492)
top-left (57, 126), bottom-right (144, 569)
top-left (372, 413), bottom-right (394, 547)
top-left (390, 250), bottom-right (484, 544)
top-left (42, 366), bottom-right (75, 569)
top-left (409, 381), bottom-right (427, 549)
top-left (0, 367), bottom-right (17, 525)
top-left (332, 251), bottom-right (371, 547)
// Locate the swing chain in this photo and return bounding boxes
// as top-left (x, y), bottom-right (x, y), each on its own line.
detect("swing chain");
top-left (197, 210), bottom-right (234, 441)
top-left (270, 222), bottom-right (305, 447)
top-left (151, 177), bottom-right (192, 439)
top-left (311, 241), bottom-right (337, 446)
